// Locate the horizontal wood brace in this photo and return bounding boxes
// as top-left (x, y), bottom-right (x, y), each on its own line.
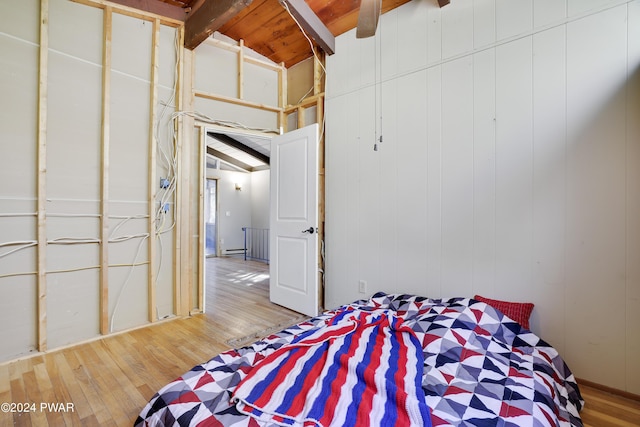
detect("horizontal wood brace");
top-left (70, 0), bottom-right (183, 26)
top-left (194, 90), bottom-right (282, 113)
top-left (284, 92), bottom-right (325, 113)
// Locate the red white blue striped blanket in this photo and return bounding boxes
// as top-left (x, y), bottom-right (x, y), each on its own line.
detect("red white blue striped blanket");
top-left (135, 293), bottom-right (584, 427)
top-left (232, 309), bottom-right (432, 427)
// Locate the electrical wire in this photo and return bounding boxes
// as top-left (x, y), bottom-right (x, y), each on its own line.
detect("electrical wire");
top-left (47, 213), bottom-right (101, 218)
top-left (0, 241), bottom-right (37, 259)
top-left (279, 0), bottom-right (326, 76)
top-left (279, 0), bottom-right (328, 107)
top-left (0, 260), bottom-right (152, 280)
top-left (47, 265), bottom-right (101, 274)
top-left (167, 109), bottom-right (279, 134)
top-left (109, 233), bottom-right (149, 243)
top-left (109, 233), bottom-right (149, 333)
top-left (0, 213), bottom-right (36, 217)
top-left (48, 237), bottom-right (101, 244)
top-left (108, 214), bottom-right (149, 239)
top-left (1, 21), bottom-right (302, 324)
top-left (0, 271), bottom-right (37, 279)
top-left (0, 240), bottom-right (38, 247)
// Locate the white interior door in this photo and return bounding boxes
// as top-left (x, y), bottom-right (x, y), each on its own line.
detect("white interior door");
top-left (270, 124), bottom-right (319, 317)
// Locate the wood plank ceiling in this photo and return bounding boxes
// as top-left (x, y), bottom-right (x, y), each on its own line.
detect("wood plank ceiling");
top-left (114, 0), bottom-right (429, 68)
top-left (216, 0), bottom-right (413, 67)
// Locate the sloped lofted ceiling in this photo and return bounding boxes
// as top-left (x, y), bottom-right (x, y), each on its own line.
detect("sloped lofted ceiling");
top-left (108, 0), bottom-right (452, 68)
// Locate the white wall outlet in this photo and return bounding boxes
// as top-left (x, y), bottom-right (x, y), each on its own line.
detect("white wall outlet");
top-left (358, 280), bottom-right (367, 294)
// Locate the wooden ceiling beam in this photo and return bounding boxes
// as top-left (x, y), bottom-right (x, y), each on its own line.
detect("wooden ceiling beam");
top-left (207, 132), bottom-right (270, 165)
top-left (281, 0), bottom-right (335, 55)
top-left (206, 147), bottom-right (253, 172)
top-left (184, 0), bottom-right (253, 50)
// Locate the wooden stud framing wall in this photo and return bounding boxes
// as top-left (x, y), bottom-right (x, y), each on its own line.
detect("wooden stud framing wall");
top-left (100, 6), bottom-right (113, 335)
top-left (147, 18), bottom-right (160, 323)
top-left (0, 0), bottom-right (326, 363)
top-left (193, 37), bottom-right (286, 132)
top-left (0, 0), bottom-right (185, 363)
top-left (36, 0), bottom-right (50, 353)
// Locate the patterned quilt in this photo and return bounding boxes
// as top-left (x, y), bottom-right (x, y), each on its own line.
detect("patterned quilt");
top-left (135, 293), bottom-right (584, 427)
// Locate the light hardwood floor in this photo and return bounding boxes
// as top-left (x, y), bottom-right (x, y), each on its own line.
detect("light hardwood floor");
top-left (1, 257), bottom-right (638, 426)
top-left (0, 257), bottom-right (300, 427)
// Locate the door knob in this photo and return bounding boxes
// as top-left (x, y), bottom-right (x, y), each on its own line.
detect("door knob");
top-left (302, 227), bottom-right (315, 234)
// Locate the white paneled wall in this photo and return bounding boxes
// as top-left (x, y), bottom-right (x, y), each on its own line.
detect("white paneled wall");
top-left (325, 0), bottom-right (640, 393)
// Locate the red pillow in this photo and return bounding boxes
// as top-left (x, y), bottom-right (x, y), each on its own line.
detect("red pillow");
top-left (473, 295), bottom-right (534, 329)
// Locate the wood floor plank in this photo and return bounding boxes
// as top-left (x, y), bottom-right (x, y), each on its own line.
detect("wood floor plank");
top-left (33, 361), bottom-right (80, 427)
top-left (92, 342), bottom-right (146, 418)
top-left (49, 352), bottom-right (92, 421)
top-left (579, 383), bottom-right (640, 426)
top-left (9, 377), bottom-right (30, 427)
top-left (0, 364), bottom-right (9, 394)
top-left (74, 344), bottom-right (130, 426)
top-left (21, 369), bottom-right (49, 426)
top-left (60, 351), bottom-right (111, 424)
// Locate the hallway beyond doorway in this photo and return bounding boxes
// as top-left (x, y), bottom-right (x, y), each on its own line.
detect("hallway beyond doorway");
top-left (205, 257), bottom-right (305, 345)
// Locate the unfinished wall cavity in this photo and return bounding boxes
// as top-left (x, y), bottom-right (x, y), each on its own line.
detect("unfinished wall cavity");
top-left (0, 0), bottom-right (182, 362)
top-left (193, 35), bottom-right (284, 133)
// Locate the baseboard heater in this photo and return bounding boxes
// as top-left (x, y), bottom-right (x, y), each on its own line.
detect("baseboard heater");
top-left (223, 248), bottom-right (245, 255)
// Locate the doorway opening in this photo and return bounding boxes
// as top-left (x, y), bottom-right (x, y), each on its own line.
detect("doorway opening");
top-left (202, 127), bottom-right (273, 314)
top-left (197, 124), bottom-right (322, 319)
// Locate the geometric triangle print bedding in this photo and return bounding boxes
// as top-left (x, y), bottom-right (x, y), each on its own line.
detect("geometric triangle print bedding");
top-left (134, 292), bottom-right (584, 427)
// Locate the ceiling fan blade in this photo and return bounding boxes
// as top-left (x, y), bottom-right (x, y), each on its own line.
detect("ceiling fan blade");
top-left (356, 0), bottom-right (382, 38)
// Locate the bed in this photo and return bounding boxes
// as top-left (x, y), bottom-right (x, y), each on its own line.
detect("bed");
top-left (135, 292), bottom-right (584, 426)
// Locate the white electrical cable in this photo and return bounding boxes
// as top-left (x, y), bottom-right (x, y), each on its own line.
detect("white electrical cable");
top-left (169, 110), bottom-right (279, 134)
top-left (0, 242), bottom-right (37, 259)
top-left (108, 215), bottom-right (148, 241)
top-left (109, 261), bottom-right (150, 268)
top-left (0, 213), bottom-right (36, 217)
top-left (47, 213), bottom-right (101, 218)
top-left (110, 214), bottom-right (150, 219)
top-left (279, 0), bottom-right (328, 139)
top-left (279, 0), bottom-right (327, 75)
top-left (109, 234), bottom-right (149, 333)
top-left (0, 240), bottom-right (38, 247)
top-left (47, 265), bottom-right (101, 274)
top-left (0, 271), bottom-right (37, 279)
top-left (48, 237), bottom-right (101, 244)
top-left (109, 233), bottom-right (149, 243)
